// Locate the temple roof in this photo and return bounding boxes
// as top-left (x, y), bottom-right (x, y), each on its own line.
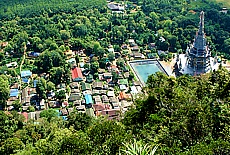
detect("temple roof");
top-left (193, 11), bottom-right (206, 51)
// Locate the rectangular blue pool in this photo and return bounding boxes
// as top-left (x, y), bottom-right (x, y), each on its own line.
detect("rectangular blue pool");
top-left (129, 60), bottom-right (167, 84)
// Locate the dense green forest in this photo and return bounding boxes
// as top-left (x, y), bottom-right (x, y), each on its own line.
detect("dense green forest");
top-left (0, 0), bottom-right (229, 60)
top-left (0, 0), bottom-right (230, 154)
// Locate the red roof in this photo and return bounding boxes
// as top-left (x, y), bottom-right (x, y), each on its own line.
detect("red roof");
top-left (71, 67), bottom-right (83, 80)
top-left (22, 112), bottom-right (28, 122)
top-left (119, 92), bottom-right (127, 100)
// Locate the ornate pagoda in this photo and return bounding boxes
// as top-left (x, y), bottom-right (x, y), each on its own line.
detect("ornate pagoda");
top-left (187, 11), bottom-right (211, 74)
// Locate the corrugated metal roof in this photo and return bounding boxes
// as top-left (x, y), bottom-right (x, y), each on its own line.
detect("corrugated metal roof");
top-left (85, 94), bottom-right (93, 105)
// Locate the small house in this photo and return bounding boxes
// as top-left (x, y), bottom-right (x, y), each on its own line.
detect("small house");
top-left (81, 82), bottom-right (91, 91)
top-left (102, 95), bottom-right (109, 103)
top-left (85, 94), bottom-right (93, 108)
top-left (6, 62), bottom-right (18, 68)
top-left (101, 109), bottom-right (120, 120)
top-left (119, 79), bottom-right (128, 86)
top-left (92, 89), bottom-right (100, 96)
top-left (100, 90), bottom-right (107, 95)
top-left (131, 86), bottom-right (138, 95)
top-left (92, 81), bottom-right (103, 90)
top-left (70, 82), bottom-right (79, 89)
top-left (93, 96), bottom-right (102, 104)
top-left (76, 105), bottom-right (86, 113)
top-left (60, 108), bottom-right (68, 116)
top-left (71, 67), bottom-right (83, 82)
top-left (109, 97), bottom-right (119, 104)
top-left (103, 72), bottom-right (112, 79)
top-left (28, 52), bottom-right (40, 57)
top-left (21, 70), bottom-right (32, 78)
top-left (69, 94), bottom-right (81, 102)
top-left (86, 74), bottom-right (94, 83)
top-left (10, 89), bottom-right (19, 97)
top-left (107, 91), bottom-right (115, 97)
top-left (119, 85), bottom-right (127, 91)
top-left (73, 100), bottom-right (81, 106)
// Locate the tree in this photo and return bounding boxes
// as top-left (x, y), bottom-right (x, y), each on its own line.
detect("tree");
top-left (99, 57), bottom-right (108, 69)
top-left (107, 52), bottom-right (115, 61)
top-left (36, 78), bottom-right (47, 99)
top-left (0, 52), bottom-right (5, 62)
top-left (0, 75), bottom-right (10, 108)
top-left (12, 99), bottom-right (22, 111)
top-left (55, 90), bottom-right (66, 101)
top-left (47, 81), bottom-right (55, 92)
top-left (28, 106), bottom-right (35, 112)
top-left (112, 71), bottom-right (119, 83)
top-left (35, 50), bottom-right (64, 72)
top-left (95, 47), bottom-right (105, 58)
top-left (0, 111), bottom-right (24, 143)
top-left (60, 30), bottom-right (70, 41)
top-left (67, 112), bottom-right (92, 131)
top-left (49, 67), bottom-right (65, 85)
top-left (120, 139), bottom-right (158, 155)
top-left (0, 137), bottom-right (24, 154)
top-left (116, 58), bottom-right (125, 68)
top-left (223, 38), bottom-right (230, 54)
top-left (75, 54), bottom-right (80, 65)
top-left (73, 24), bottom-right (88, 37)
top-left (90, 61), bottom-right (99, 73)
top-left (88, 118), bottom-right (131, 155)
top-left (93, 41), bottom-right (101, 54)
top-left (60, 131), bottom-right (92, 155)
top-left (40, 109), bottom-right (58, 122)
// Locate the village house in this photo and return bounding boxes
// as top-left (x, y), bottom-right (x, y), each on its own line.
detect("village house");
top-left (76, 105), bottom-right (86, 113)
top-left (71, 67), bottom-right (83, 82)
top-left (103, 72), bottom-right (112, 79)
top-left (93, 96), bottom-right (102, 104)
top-left (92, 81), bottom-right (103, 90)
top-left (101, 109), bottom-right (120, 120)
top-left (102, 95), bottom-right (109, 103)
top-left (81, 82), bottom-right (91, 91)
top-left (85, 94), bottom-right (93, 108)
top-left (6, 62), bottom-right (18, 68)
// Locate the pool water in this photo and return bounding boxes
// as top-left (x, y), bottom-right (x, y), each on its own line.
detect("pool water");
top-left (130, 61), bottom-right (163, 83)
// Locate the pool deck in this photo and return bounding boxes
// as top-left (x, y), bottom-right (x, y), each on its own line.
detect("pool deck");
top-left (128, 59), bottom-right (173, 87)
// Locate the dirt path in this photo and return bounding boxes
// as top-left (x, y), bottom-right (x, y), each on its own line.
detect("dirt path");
top-left (19, 45), bottom-right (27, 90)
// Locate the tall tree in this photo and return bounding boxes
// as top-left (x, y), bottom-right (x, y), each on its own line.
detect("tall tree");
top-left (0, 75), bottom-right (10, 108)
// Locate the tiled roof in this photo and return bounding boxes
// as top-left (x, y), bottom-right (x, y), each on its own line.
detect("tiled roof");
top-left (71, 67), bottom-right (83, 80)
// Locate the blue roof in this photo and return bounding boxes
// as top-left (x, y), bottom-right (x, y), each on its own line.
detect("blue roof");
top-left (21, 70), bottom-right (32, 78)
top-left (33, 80), bottom-right (38, 88)
top-left (85, 94), bottom-right (93, 105)
top-left (29, 52), bottom-right (40, 57)
top-left (10, 89), bottom-right (19, 97)
top-left (80, 62), bottom-right (84, 68)
top-left (62, 116), bottom-right (68, 120)
top-left (22, 78), bottom-right (29, 83)
top-left (55, 109), bottom-right (61, 116)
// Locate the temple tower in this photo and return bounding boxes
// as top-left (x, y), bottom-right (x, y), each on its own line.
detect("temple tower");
top-left (187, 11), bottom-right (211, 74)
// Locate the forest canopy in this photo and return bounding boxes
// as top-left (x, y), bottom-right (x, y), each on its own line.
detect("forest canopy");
top-left (0, 0), bottom-right (106, 19)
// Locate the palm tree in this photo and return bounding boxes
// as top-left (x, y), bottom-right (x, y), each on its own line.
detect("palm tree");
top-left (119, 139), bottom-right (158, 155)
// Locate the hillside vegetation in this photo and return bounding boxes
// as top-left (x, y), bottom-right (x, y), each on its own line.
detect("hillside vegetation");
top-left (0, 0), bottom-right (229, 154)
top-left (0, 0), bottom-right (106, 19)
top-left (215, 0), bottom-right (230, 8)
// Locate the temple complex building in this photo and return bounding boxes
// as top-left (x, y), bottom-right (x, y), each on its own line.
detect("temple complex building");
top-left (177, 11), bottom-right (219, 76)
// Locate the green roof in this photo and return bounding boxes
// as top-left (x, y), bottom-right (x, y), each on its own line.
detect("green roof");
top-left (119, 79), bottom-right (128, 85)
top-left (81, 82), bottom-right (91, 91)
